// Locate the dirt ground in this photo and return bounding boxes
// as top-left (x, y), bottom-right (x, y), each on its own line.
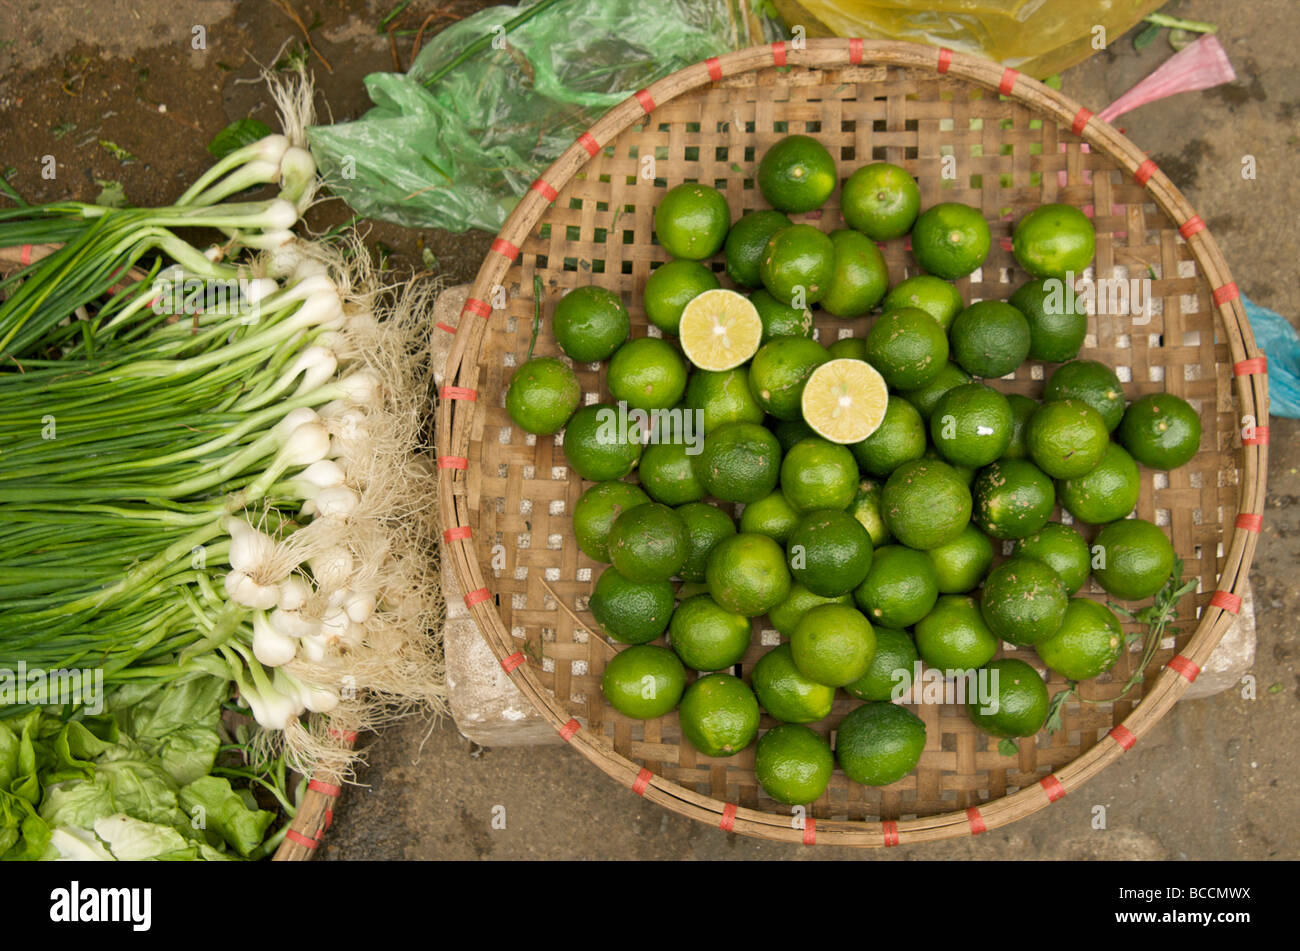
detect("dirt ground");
top-left (1, 0), bottom-right (1295, 860)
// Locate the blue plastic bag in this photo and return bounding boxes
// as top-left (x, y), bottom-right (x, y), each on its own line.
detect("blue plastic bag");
top-left (1243, 295), bottom-right (1300, 418)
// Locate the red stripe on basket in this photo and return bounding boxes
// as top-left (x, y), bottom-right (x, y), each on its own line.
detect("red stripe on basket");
top-left (1109, 725), bottom-right (1137, 751)
top-left (1134, 159), bottom-right (1158, 185)
top-left (1040, 775), bottom-right (1067, 802)
top-left (437, 455), bottom-right (468, 469)
top-left (530, 178), bottom-right (559, 202)
top-left (1070, 107), bottom-right (1093, 136)
top-left (1179, 215), bottom-right (1206, 239)
top-left (328, 728), bottom-right (358, 743)
top-left (1235, 512), bottom-right (1263, 533)
top-left (308, 779), bottom-right (341, 797)
top-left (464, 587), bottom-right (492, 607)
top-left (1211, 590), bottom-right (1242, 614)
top-left (848, 37), bottom-right (864, 64)
top-left (490, 238), bottom-right (520, 262)
top-left (285, 829), bottom-right (318, 850)
top-left (706, 57), bottom-right (722, 82)
top-left (634, 89), bottom-right (655, 113)
top-left (1243, 425), bottom-right (1270, 446)
top-left (435, 321), bottom-right (457, 334)
top-left (558, 718), bottom-right (580, 742)
top-left (802, 817), bottom-right (816, 845)
top-left (772, 41), bottom-right (787, 66)
top-left (500, 651), bottom-right (525, 674)
top-left (936, 47), bottom-right (953, 73)
top-left (577, 132), bottom-right (600, 157)
top-left (324, 808), bottom-right (333, 830)
top-left (998, 68), bottom-right (1019, 95)
top-left (1233, 356), bottom-right (1267, 376)
top-left (632, 768), bottom-right (652, 796)
top-left (439, 386), bottom-right (478, 402)
top-left (1213, 282), bottom-right (1240, 306)
top-left (1168, 654), bottom-right (1201, 682)
top-left (463, 296), bottom-right (492, 319)
top-left (882, 820), bottom-right (900, 847)
top-left (719, 802), bottom-right (737, 831)
top-left (20, 244), bottom-right (33, 266)
top-left (442, 525), bottom-right (473, 543)
top-left (966, 807), bottom-right (986, 835)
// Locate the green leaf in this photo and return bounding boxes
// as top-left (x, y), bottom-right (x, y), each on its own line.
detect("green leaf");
top-left (206, 118), bottom-right (274, 160)
top-left (111, 676), bottom-right (225, 785)
top-left (93, 179), bottom-right (129, 209)
top-left (179, 775), bottom-right (276, 857)
top-left (92, 814), bottom-right (191, 861)
top-left (997, 738), bottom-right (1019, 757)
top-left (1133, 22), bottom-right (1162, 51)
top-left (98, 139), bottom-right (136, 163)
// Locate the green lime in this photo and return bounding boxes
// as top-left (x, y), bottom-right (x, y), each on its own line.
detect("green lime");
top-left (760, 224), bottom-right (835, 306)
top-left (505, 357), bottom-right (580, 435)
top-left (950, 301), bottom-right (1032, 379)
top-left (748, 336), bottom-right (830, 420)
top-left (930, 382), bottom-right (1014, 468)
top-left (863, 306), bottom-right (949, 390)
top-left (1058, 442), bottom-right (1140, 524)
top-left (851, 395), bottom-right (927, 478)
top-left (684, 366), bottom-right (765, 434)
top-left (607, 337), bottom-right (688, 411)
top-left (1001, 392), bottom-right (1039, 460)
top-left (972, 458), bottom-right (1056, 540)
top-left (678, 673), bottom-right (761, 756)
top-left (654, 183), bottom-right (731, 260)
top-left (675, 501), bottom-right (737, 582)
top-left (882, 275), bottom-right (965, 332)
top-left (608, 502), bottom-right (689, 582)
top-left (768, 583), bottom-right (853, 638)
top-left (738, 490), bottom-right (801, 545)
top-left (898, 361), bottom-right (971, 422)
top-left (573, 481), bottom-right (651, 562)
top-left (695, 421), bottom-right (782, 503)
top-left (786, 509), bottom-right (874, 597)
top-left (751, 644), bottom-right (835, 724)
top-left (590, 567), bottom-right (676, 644)
top-left (601, 644), bottom-right (687, 718)
top-left (914, 594), bottom-right (998, 672)
top-left (1118, 393), bottom-right (1201, 470)
top-left (840, 161), bottom-right (921, 240)
top-left (848, 478), bottom-right (892, 546)
top-left (1008, 277), bottom-right (1088, 363)
top-left (668, 594), bottom-right (751, 671)
top-left (1092, 518), bottom-right (1175, 601)
top-left (1043, 360), bottom-right (1126, 432)
top-left (1012, 203), bottom-right (1096, 279)
top-left (967, 658), bottom-right (1049, 738)
top-left (826, 337), bottom-right (868, 361)
top-left (881, 458), bottom-right (972, 550)
top-left (911, 202), bottom-right (990, 280)
top-left (772, 417), bottom-right (816, 453)
top-left (758, 134), bottom-right (837, 213)
top-left (925, 523), bottom-right (995, 594)
top-left (835, 702), bottom-right (926, 786)
top-left (923, 445), bottom-right (975, 485)
top-left (780, 437), bottom-right (859, 512)
top-left (820, 229), bottom-right (889, 318)
top-left (643, 259), bottom-right (721, 335)
top-left (750, 288), bottom-right (814, 342)
top-left (563, 402), bottom-right (643, 481)
top-left (1013, 522), bottom-right (1091, 594)
top-left (705, 532), bottom-right (792, 616)
top-left (553, 286), bottom-right (630, 361)
top-left (844, 627), bottom-right (918, 702)
top-left (725, 210), bottom-right (793, 288)
top-left (638, 441), bottom-right (706, 506)
top-left (853, 544), bottom-right (939, 627)
top-left (1026, 398), bottom-right (1110, 479)
top-left (1035, 598), bottom-right (1124, 680)
top-left (791, 603), bottom-right (875, 687)
top-left (980, 556), bottom-right (1069, 647)
top-left (754, 723), bottom-right (834, 804)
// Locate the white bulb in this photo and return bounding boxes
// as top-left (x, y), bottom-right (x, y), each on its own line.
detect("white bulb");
top-left (252, 610), bottom-right (297, 667)
top-left (224, 570), bottom-right (279, 610)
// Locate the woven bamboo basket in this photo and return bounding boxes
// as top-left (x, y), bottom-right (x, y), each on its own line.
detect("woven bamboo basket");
top-left (435, 39), bottom-right (1268, 847)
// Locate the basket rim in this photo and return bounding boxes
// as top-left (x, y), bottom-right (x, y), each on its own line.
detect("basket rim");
top-left (435, 38), bottom-right (1269, 847)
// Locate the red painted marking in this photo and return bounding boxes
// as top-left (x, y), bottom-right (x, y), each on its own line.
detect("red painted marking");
top-left (1235, 512), bottom-right (1263, 533)
top-left (308, 779), bottom-right (341, 797)
top-left (1040, 775), bottom-right (1067, 802)
top-left (20, 244), bottom-right (33, 266)
top-left (719, 802), bottom-right (737, 831)
top-left (442, 525), bottom-right (473, 543)
top-left (998, 68), bottom-right (1019, 95)
top-left (558, 718), bottom-right (580, 742)
top-left (1109, 725), bottom-right (1137, 751)
top-left (463, 296), bottom-right (492, 319)
top-left (1179, 215), bottom-right (1206, 239)
top-left (772, 41), bottom-right (787, 66)
top-left (577, 132), bottom-right (600, 157)
top-left (439, 386), bottom-right (478, 402)
top-left (802, 817), bottom-right (816, 845)
top-left (1071, 108), bottom-right (1093, 137)
top-left (632, 768), bottom-right (652, 796)
top-left (1233, 356), bottom-right (1267, 376)
top-left (848, 37), bottom-right (863, 64)
top-left (882, 820), bottom-right (900, 847)
top-left (936, 48), bottom-right (953, 73)
top-left (966, 807), bottom-right (986, 835)
top-left (500, 652), bottom-right (525, 674)
top-left (1243, 425), bottom-right (1270, 446)
top-left (1211, 590), bottom-right (1243, 614)
top-left (1167, 655), bottom-right (1201, 683)
top-left (530, 178), bottom-right (558, 202)
top-left (706, 57), bottom-right (722, 82)
top-left (324, 808), bottom-right (333, 830)
top-left (1213, 282), bottom-right (1240, 306)
top-left (435, 321), bottom-right (457, 334)
top-left (285, 829), bottom-right (318, 850)
top-left (490, 238), bottom-right (520, 261)
top-left (1134, 159), bottom-right (1158, 185)
top-left (436, 456), bottom-right (468, 470)
top-left (634, 89), bottom-right (656, 113)
top-left (328, 728), bottom-right (358, 743)
top-left (464, 587), bottom-right (492, 607)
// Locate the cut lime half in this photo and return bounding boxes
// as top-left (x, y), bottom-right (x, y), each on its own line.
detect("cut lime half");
top-left (679, 289), bottom-right (763, 372)
top-left (800, 357), bottom-right (889, 444)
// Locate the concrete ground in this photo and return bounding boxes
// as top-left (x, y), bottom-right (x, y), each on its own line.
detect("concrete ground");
top-left (1, 0), bottom-right (1295, 860)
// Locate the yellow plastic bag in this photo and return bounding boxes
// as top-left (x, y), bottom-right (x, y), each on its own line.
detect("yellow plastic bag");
top-left (772, 0), bottom-right (1168, 77)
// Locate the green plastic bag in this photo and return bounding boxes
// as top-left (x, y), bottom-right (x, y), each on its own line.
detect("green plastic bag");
top-left (308, 0), bottom-right (753, 233)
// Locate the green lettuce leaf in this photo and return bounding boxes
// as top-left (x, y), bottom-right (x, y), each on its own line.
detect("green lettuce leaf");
top-left (179, 775), bottom-right (275, 858)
